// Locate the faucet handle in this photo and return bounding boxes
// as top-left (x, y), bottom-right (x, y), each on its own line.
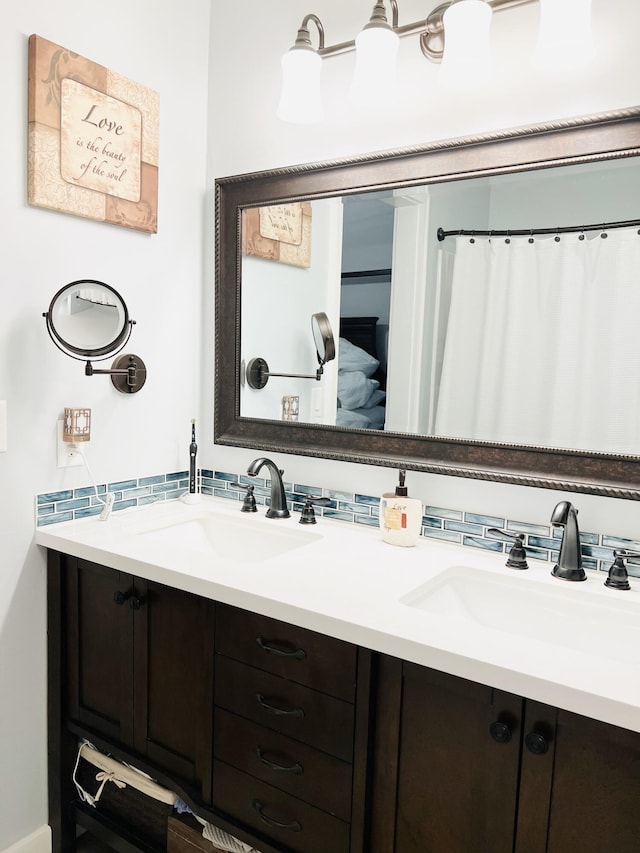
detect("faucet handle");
top-left (605, 549), bottom-right (640, 590)
top-left (488, 528), bottom-right (529, 570)
top-left (230, 481), bottom-right (258, 512)
top-left (299, 495), bottom-right (332, 525)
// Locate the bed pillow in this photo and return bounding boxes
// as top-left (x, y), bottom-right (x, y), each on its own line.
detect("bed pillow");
top-left (337, 371), bottom-right (380, 410)
top-left (338, 337), bottom-right (379, 378)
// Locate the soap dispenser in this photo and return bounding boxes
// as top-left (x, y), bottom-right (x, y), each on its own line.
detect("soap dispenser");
top-left (379, 470), bottom-right (423, 547)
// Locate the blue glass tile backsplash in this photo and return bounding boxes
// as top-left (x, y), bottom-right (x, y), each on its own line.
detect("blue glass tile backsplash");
top-left (35, 468), bottom-right (640, 578)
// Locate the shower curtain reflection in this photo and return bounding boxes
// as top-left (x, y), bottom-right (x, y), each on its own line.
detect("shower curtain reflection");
top-left (433, 228), bottom-right (640, 454)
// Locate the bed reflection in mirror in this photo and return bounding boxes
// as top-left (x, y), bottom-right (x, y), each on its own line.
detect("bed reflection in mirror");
top-left (240, 156), bottom-right (640, 456)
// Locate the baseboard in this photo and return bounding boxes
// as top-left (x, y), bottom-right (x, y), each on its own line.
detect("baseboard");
top-left (1, 826), bottom-right (51, 853)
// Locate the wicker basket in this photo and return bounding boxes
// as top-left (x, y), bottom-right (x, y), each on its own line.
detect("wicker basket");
top-left (74, 743), bottom-right (177, 849)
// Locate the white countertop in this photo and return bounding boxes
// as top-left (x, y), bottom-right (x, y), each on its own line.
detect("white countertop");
top-left (35, 495), bottom-right (640, 733)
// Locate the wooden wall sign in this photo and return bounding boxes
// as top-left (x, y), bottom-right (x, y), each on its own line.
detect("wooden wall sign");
top-left (28, 35), bottom-right (159, 233)
top-left (242, 202), bottom-right (312, 267)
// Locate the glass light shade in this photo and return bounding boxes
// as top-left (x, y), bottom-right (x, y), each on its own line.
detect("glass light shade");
top-left (277, 47), bottom-right (323, 124)
top-left (439, 0), bottom-right (493, 91)
top-left (350, 25), bottom-right (399, 106)
top-left (533, 0), bottom-right (593, 72)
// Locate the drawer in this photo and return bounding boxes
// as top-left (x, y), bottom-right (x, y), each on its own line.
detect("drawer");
top-left (213, 761), bottom-right (351, 853)
top-left (215, 603), bottom-right (357, 702)
top-left (214, 708), bottom-right (352, 821)
top-left (215, 657), bottom-right (355, 761)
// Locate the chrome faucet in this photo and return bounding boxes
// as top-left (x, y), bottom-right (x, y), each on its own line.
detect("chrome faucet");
top-left (550, 500), bottom-right (587, 581)
top-left (246, 457), bottom-right (290, 519)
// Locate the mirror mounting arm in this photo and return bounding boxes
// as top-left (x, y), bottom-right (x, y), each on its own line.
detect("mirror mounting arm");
top-left (246, 357), bottom-right (324, 390)
top-left (84, 354), bottom-right (147, 393)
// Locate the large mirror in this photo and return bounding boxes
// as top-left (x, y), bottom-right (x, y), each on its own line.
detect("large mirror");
top-left (215, 106), bottom-right (640, 499)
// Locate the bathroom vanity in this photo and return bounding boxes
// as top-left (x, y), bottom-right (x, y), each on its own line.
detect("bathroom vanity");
top-left (37, 497), bottom-right (640, 853)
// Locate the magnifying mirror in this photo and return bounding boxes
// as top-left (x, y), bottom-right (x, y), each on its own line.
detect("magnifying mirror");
top-left (43, 280), bottom-right (147, 393)
top-left (246, 311), bottom-right (336, 390)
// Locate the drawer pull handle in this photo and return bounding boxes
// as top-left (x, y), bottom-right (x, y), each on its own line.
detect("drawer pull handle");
top-left (256, 636), bottom-right (306, 661)
top-left (256, 748), bottom-right (303, 775)
top-left (253, 799), bottom-right (302, 833)
top-left (255, 693), bottom-right (304, 719)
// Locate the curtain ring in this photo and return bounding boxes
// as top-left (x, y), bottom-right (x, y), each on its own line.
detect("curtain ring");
top-left (601, 224), bottom-right (608, 239)
top-left (469, 230), bottom-right (475, 244)
top-left (554, 228), bottom-right (560, 243)
top-left (528, 229), bottom-right (534, 244)
top-left (579, 228), bottom-right (585, 241)
top-left (488, 230), bottom-right (493, 243)
top-left (505, 229), bottom-right (511, 244)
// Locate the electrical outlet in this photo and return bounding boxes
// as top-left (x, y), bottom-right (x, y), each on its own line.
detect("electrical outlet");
top-left (57, 419), bottom-right (83, 468)
top-left (0, 401), bottom-right (6, 452)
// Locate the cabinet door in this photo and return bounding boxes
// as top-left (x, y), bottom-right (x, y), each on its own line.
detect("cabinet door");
top-left (66, 558), bottom-right (134, 745)
top-left (377, 661), bottom-right (523, 853)
top-left (132, 578), bottom-right (214, 796)
top-left (516, 702), bottom-right (640, 853)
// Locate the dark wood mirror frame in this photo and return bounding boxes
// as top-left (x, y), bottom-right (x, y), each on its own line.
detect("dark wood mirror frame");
top-left (215, 106), bottom-right (640, 500)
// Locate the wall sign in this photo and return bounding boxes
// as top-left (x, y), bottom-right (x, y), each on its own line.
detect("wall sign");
top-left (242, 202), bottom-right (312, 267)
top-left (28, 35), bottom-right (159, 233)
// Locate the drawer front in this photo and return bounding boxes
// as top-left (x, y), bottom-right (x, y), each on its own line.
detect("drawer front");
top-left (215, 657), bottom-right (355, 761)
top-left (214, 708), bottom-right (352, 821)
top-left (215, 603), bottom-right (357, 702)
top-left (213, 761), bottom-right (351, 853)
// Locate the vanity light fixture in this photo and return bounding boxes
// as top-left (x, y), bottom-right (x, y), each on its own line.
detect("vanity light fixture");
top-left (246, 312), bottom-right (336, 390)
top-left (277, 0), bottom-right (594, 122)
top-left (43, 280), bottom-right (147, 394)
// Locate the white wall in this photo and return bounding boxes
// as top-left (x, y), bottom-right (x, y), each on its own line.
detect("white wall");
top-left (205, 0), bottom-right (640, 553)
top-left (0, 2), bottom-right (210, 849)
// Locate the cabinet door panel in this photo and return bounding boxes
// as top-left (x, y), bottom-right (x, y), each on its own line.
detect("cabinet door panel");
top-left (518, 706), bottom-right (640, 853)
top-left (395, 664), bottom-right (522, 853)
top-left (66, 559), bottom-right (134, 744)
top-left (133, 579), bottom-right (214, 793)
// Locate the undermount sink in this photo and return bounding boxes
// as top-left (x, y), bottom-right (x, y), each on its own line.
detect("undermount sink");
top-left (402, 565), bottom-right (640, 665)
top-left (131, 512), bottom-right (322, 563)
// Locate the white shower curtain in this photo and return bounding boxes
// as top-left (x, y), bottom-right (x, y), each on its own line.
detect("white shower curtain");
top-left (433, 228), bottom-right (640, 453)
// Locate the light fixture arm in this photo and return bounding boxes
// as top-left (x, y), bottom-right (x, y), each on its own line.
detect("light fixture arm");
top-left (311, 0), bottom-right (537, 62)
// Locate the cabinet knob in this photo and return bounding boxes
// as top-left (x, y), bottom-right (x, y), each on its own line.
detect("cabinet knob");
top-left (489, 721), bottom-right (512, 744)
top-left (253, 800), bottom-right (302, 833)
top-left (113, 590), bottom-right (132, 606)
top-left (525, 731), bottom-right (549, 755)
top-left (129, 595), bottom-right (146, 611)
top-left (256, 636), bottom-right (306, 660)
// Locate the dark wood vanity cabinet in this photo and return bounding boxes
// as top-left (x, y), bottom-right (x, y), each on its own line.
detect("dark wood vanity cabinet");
top-left (370, 656), bottom-right (640, 853)
top-left (48, 551), bottom-right (640, 853)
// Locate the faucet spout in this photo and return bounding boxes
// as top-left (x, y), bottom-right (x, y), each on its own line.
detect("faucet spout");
top-left (247, 457), bottom-right (290, 519)
top-left (550, 500), bottom-right (587, 581)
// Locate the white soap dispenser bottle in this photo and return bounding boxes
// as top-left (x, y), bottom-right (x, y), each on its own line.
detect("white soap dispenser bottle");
top-left (379, 470), bottom-right (423, 547)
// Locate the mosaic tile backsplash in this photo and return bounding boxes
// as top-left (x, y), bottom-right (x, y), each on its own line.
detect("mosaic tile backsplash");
top-left (36, 468), bottom-right (640, 577)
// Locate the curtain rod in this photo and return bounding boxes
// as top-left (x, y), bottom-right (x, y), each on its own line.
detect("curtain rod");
top-left (437, 219), bottom-right (640, 242)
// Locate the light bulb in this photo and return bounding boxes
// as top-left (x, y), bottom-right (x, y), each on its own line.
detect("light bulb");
top-left (277, 46), bottom-right (323, 124)
top-left (439, 0), bottom-right (493, 91)
top-left (350, 23), bottom-right (399, 106)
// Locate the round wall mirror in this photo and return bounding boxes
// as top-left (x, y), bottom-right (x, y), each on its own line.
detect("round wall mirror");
top-left (311, 311), bottom-right (335, 365)
top-left (43, 280), bottom-right (147, 393)
top-left (46, 280), bottom-right (130, 358)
